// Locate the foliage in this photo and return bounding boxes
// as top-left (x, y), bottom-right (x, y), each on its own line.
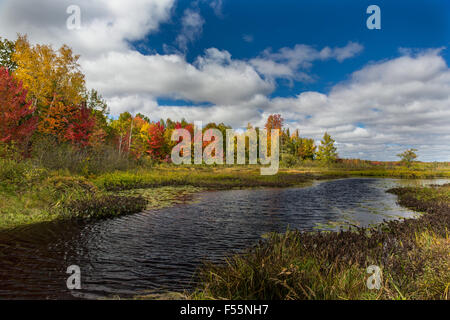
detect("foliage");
top-left (147, 121), bottom-right (167, 161)
top-left (316, 132), bottom-right (338, 163)
top-left (12, 35), bottom-right (85, 111)
top-left (265, 114), bottom-right (284, 130)
top-left (64, 105), bottom-right (96, 147)
top-left (280, 153), bottom-right (300, 168)
top-left (0, 67), bottom-right (37, 150)
top-left (397, 148), bottom-right (418, 167)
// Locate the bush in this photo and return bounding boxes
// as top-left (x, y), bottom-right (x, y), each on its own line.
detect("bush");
top-left (39, 176), bottom-right (98, 206)
top-left (281, 153), bottom-right (299, 168)
top-left (61, 195), bottom-right (147, 219)
top-left (31, 136), bottom-right (140, 175)
top-left (0, 158), bottom-right (48, 189)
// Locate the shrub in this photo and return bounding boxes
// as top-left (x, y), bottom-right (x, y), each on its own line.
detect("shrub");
top-left (31, 136), bottom-right (139, 175)
top-left (39, 176), bottom-right (98, 205)
top-left (0, 157), bottom-right (48, 188)
top-left (61, 195), bottom-right (147, 219)
top-left (281, 153), bottom-right (299, 168)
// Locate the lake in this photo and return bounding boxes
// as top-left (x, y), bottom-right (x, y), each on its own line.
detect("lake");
top-left (0, 178), bottom-right (446, 299)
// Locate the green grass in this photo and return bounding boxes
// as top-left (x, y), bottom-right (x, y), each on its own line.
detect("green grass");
top-left (0, 160), bottom-right (209, 229)
top-left (92, 166), bottom-right (314, 191)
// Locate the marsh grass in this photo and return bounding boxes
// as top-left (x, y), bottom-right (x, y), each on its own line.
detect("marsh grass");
top-left (93, 167), bottom-right (315, 191)
top-left (191, 184), bottom-right (450, 300)
top-left (1, 158), bottom-right (449, 232)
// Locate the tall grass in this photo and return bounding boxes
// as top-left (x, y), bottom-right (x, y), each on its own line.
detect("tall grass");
top-left (31, 136), bottom-right (141, 175)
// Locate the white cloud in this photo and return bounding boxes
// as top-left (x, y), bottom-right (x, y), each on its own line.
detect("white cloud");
top-left (250, 42), bottom-right (364, 81)
top-left (265, 50), bottom-right (450, 161)
top-left (175, 8), bottom-right (205, 52)
top-left (82, 48), bottom-right (273, 105)
top-left (0, 0), bottom-right (175, 57)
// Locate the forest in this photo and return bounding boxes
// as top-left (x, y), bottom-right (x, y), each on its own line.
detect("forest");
top-left (0, 35), bottom-right (342, 174)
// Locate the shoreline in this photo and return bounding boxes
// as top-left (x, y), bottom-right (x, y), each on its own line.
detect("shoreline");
top-left (187, 183), bottom-right (449, 300)
top-left (1, 164), bottom-right (449, 231)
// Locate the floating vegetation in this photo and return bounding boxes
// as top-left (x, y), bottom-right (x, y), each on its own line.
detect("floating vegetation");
top-left (115, 186), bottom-right (204, 210)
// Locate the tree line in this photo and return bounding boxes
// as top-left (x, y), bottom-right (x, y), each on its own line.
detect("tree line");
top-left (0, 35), bottom-right (339, 166)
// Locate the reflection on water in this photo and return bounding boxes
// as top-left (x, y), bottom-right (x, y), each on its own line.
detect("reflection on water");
top-left (0, 178), bottom-right (446, 299)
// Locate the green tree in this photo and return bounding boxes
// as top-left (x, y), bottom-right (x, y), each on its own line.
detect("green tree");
top-left (397, 148), bottom-right (418, 167)
top-left (316, 132), bottom-right (338, 163)
top-left (298, 138), bottom-right (316, 160)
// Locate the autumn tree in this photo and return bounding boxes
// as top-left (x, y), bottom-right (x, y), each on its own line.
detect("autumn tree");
top-left (297, 138), bottom-right (316, 160)
top-left (64, 105), bottom-right (96, 147)
top-left (12, 35), bottom-right (85, 114)
top-left (86, 89), bottom-right (110, 147)
top-left (397, 148), bottom-right (418, 167)
top-left (131, 116), bottom-right (152, 158)
top-left (37, 96), bottom-right (73, 141)
top-left (265, 114), bottom-right (284, 131)
top-left (147, 122), bottom-right (167, 160)
top-left (316, 132), bottom-right (338, 163)
top-left (0, 67), bottom-right (37, 150)
top-left (264, 114), bottom-right (284, 156)
top-left (111, 112), bottom-right (133, 155)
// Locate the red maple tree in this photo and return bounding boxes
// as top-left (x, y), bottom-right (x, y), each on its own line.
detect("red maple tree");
top-left (64, 104), bottom-right (96, 147)
top-left (147, 121), bottom-right (166, 160)
top-left (0, 67), bottom-right (37, 149)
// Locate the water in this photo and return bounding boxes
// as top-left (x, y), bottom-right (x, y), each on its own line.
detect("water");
top-left (0, 178), bottom-right (445, 299)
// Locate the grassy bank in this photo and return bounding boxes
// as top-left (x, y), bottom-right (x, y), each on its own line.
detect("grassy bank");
top-left (191, 183), bottom-right (450, 300)
top-left (1, 158), bottom-right (449, 230)
top-left (0, 161), bottom-right (315, 230)
top-left (285, 160), bottom-right (450, 179)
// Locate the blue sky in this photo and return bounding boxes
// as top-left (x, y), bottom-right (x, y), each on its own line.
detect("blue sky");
top-left (0, 0), bottom-right (449, 161)
top-left (133, 0), bottom-right (450, 104)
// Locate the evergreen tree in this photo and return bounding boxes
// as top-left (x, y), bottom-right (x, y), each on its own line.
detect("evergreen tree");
top-left (316, 132), bottom-right (338, 163)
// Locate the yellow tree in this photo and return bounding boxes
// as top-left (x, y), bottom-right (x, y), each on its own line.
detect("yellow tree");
top-left (12, 35), bottom-right (85, 118)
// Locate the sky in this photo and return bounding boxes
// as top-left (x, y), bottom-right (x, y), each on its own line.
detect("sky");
top-left (0, 0), bottom-right (449, 161)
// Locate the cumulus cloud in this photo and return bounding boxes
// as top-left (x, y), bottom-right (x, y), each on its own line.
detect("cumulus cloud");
top-left (0, 0), bottom-right (175, 57)
top-left (250, 42), bottom-right (364, 81)
top-left (83, 48), bottom-right (273, 105)
top-left (265, 50), bottom-right (450, 161)
top-left (100, 50), bottom-right (450, 161)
